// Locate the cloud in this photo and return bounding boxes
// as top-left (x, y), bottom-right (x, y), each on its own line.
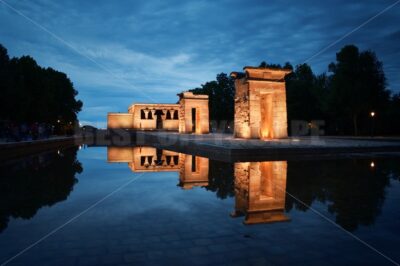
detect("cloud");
top-left (1, 0), bottom-right (399, 126)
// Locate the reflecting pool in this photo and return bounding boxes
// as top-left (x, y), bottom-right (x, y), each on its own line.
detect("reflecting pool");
top-left (1, 146), bottom-right (400, 265)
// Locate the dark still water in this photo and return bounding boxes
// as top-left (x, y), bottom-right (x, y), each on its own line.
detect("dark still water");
top-left (1, 146), bottom-right (400, 266)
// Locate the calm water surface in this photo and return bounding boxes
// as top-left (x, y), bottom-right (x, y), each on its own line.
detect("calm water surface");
top-left (0, 146), bottom-right (400, 266)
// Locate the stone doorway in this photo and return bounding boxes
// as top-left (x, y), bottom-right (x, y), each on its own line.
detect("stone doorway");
top-left (191, 108), bottom-right (197, 133)
top-left (260, 93), bottom-right (273, 139)
top-left (155, 110), bottom-right (164, 130)
top-left (260, 162), bottom-right (274, 199)
top-left (177, 92), bottom-right (209, 134)
top-left (230, 66), bottom-right (291, 139)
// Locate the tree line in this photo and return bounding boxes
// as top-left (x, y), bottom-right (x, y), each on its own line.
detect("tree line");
top-left (190, 44), bottom-right (400, 136)
top-left (0, 43), bottom-right (82, 139)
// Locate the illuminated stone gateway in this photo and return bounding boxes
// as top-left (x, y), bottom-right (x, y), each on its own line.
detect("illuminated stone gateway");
top-left (107, 92), bottom-right (209, 134)
top-left (231, 67), bottom-right (292, 139)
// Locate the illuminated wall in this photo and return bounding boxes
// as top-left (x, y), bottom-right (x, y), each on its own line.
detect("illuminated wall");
top-left (233, 161), bottom-right (289, 224)
top-left (129, 147), bottom-right (182, 172)
top-left (107, 113), bottom-right (134, 129)
top-left (178, 154), bottom-right (209, 189)
top-left (107, 92), bottom-right (209, 134)
top-left (128, 104), bottom-right (180, 131)
top-left (107, 146), bottom-right (209, 188)
top-left (107, 146), bottom-right (134, 162)
top-left (231, 67), bottom-right (291, 139)
top-left (178, 92), bottom-right (209, 134)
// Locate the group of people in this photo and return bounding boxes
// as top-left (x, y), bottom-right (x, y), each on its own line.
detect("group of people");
top-left (0, 121), bottom-right (54, 142)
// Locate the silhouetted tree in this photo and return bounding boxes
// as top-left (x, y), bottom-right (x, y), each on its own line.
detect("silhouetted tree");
top-left (328, 45), bottom-right (390, 135)
top-left (259, 61), bottom-right (282, 69)
top-left (205, 160), bottom-right (234, 199)
top-left (380, 93), bottom-right (400, 135)
top-left (0, 43), bottom-right (82, 134)
top-left (0, 147), bottom-right (82, 232)
top-left (0, 44), bottom-right (11, 120)
top-left (256, 61), bottom-right (329, 134)
top-left (286, 63), bottom-right (328, 134)
top-left (285, 158), bottom-right (400, 231)
top-left (189, 73), bottom-right (235, 129)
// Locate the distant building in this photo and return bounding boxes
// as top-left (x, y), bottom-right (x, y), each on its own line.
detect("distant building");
top-left (107, 92), bottom-right (209, 134)
top-left (231, 67), bottom-right (291, 139)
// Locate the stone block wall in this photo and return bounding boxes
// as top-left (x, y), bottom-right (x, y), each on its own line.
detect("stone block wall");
top-left (129, 104), bottom-right (180, 130)
top-left (232, 67), bottom-right (291, 139)
top-left (178, 92), bottom-right (209, 134)
top-left (107, 113), bottom-right (134, 129)
top-left (179, 155), bottom-right (209, 189)
top-left (234, 80), bottom-right (251, 138)
top-left (107, 93), bottom-right (209, 134)
top-left (233, 161), bottom-right (289, 224)
top-left (107, 147), bottom-right (133, 162)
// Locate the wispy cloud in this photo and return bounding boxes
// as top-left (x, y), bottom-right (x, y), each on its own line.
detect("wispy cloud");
top-left (1, 0), bottom-right (399, 126)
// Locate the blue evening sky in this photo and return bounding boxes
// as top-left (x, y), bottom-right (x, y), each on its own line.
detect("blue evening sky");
top-left (1, 0), bottom-right (399, 127)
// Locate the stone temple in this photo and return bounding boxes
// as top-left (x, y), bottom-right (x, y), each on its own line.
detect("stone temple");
top-left (107, 92), bottom-right (209, 134)
top-left (107, 66), bottom-right (291, 140)
top-left (231, 67), bottom-right (292, 139)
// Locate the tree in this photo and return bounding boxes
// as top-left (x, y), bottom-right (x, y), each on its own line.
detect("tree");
top-left (0, 44), bottom-right (11, 120)
top-left (0, 43), bottom-right (82, 134)
top-left (259, 61), bottom-right (282, 69)
top-left (328, 45), bottom-right (389, 135)
top-left (285, 63), bottom-right (328, 134)
top-left (285, 158), bottom-right (398, 231)
top-left (205, 160), bottom-right (234, 199)
top-left (189, 73), bottom-right (235, 128)
top-left (0, 147), bottom-right (82, 232)
top-left (381, 93), bottom-right (400, 135)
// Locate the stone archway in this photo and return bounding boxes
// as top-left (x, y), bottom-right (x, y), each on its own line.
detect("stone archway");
top-left (260, 93), bottom-right (274, 139)
top-left (154, 110), bottom-right (164, 129)
top-left (178, 92), bottom-right (209, 134)
top-left (231, 67), bottom-right (291, 139)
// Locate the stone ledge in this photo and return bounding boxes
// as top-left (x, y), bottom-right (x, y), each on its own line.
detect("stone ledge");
top-left (95, 131), bottom-right (400, 162)
top-left (0, 136), bottom-right (83, 160)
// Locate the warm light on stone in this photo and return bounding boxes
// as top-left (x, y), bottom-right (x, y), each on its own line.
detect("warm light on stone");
top-left (178, 92), bottom-right (209, 134)
top-left (107, 147), bottom-right (209, 188)
top-left (108, 147), bottom-right (290, 224)
top-left (232, 161), bottom-right (289, 224)
top-left (129, 104), bottom-right (179, 130)
top-left (107, 92), bottom-right (209, 134)
top-left (231, 67), bottom-right (291, 139)
top-left (179, 154), bottom-right (209, 189)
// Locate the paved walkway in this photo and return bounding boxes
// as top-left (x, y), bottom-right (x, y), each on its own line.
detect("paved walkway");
top-left (0, 135), bottom-right (82, 161)
top-left (0, 136), bottom-right (75, 145)
top-left (134, 132), bottom-right (400, 161)
top-left (141, 132), bottom-right (400, 148)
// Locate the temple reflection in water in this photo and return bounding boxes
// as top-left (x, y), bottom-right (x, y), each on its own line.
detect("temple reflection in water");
top-left (107, 146), bottom-right (209, 189)
top-left (107, 147), bottom-right (289, 225)
top-left (232, 161), bottom-right (289, 224)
